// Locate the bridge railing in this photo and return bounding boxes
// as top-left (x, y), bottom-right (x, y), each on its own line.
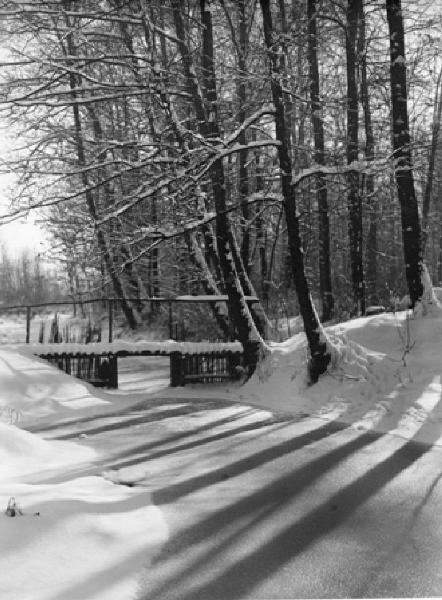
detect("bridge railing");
top-left (36, 346), bottom-right (243, 388)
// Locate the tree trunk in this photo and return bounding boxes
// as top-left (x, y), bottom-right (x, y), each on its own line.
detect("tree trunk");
top-left (237, 0), bottom-right (251, 275)
top-left (202, 224), bottom-right (225, 289)
top-left (86, 101), bottom-right (146, 312)
top-left (199, 0), bottom-right (267, 336)
top-left (63, 4), bottom-right (139, 328)
top-left (230, 231), bottom-right (270, 337)
top-left (186, 232), bottom-right (231, 339)
top-left (118, 6), bottom-right (162, 307)
top-left (358, 0), bottom-right (377, 305)
top-left (346, 0), bottom-right (365, 315)
top-left (422, 68), bottom-right (442, 254)
top-left (386, 0), bottom-right (423, 306)
top-left (255, 153), bottom-right (270, 306)
top-left (307, 0), bottom-right (334, 321)
top-left (260, 0), bottom-right (331, 382)
top-left (149, 194), bottom-right (161, 300)
top-left (171, 0), bottom-right (265, 372)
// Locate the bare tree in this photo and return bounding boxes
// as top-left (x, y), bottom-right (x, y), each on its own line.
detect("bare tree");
top-left (386, 0), bottom-right (423, 306)
top-left (259, 0), bottom-right (331, 382)
top-left (358, 0), bottom-right (377, 305)
top-left (307, 0), bottom-right (334, 321)
top-left (170, 0), bottom-right (267, 372)
top-left (346, 0), bottom-right (365, 315)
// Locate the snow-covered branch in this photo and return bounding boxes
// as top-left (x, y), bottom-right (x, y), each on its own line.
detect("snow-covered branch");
top-left (291, 157), bottom-right (393, 185)
top-left (123, 194), bottom-right (282, 248)
top-left (224, 105), bottom-right (276, 146)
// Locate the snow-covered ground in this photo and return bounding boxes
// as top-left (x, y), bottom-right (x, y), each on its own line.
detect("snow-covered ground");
top-left (246, 309), bottom-right (442, 443)
top-left (2, 307), bottom-right (442, 598)
top-left (0, 348), bottom-right (171, 600)
top-left (0, 311), bottom-right (35, 344)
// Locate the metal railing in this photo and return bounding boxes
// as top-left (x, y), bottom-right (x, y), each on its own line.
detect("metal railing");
top-left (0, 296), bottom-right (258, 344)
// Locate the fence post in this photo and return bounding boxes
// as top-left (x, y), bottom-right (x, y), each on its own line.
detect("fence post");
top-left (108, 300), bottom-right (113, 343)
top-left (26, 306), bottom-right (31, 344)
top-left (228, 352), bottom-right (242, 379)
top-left (170, 351), bottom-right (183, 386)
top-left (109, 355), bottom-right (118, 388)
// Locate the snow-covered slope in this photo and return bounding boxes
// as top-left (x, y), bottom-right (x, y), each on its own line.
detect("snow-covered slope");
top-left (242, 310), bottom-right (442, 444)
top-left (0, 346), bottom-right (169, 600)
top-left (2, 308), bottom-right (442, 599)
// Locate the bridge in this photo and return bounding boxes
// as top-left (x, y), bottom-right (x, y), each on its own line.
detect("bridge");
top-left (1, 296), bottom-right (253, 388)
top-left (29, 341), bottom-right (244, 388)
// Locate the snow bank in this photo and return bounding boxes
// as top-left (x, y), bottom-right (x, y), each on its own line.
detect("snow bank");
top-left (242, 310), bottom-right (442, 443)
top-left (0, 422), bottom-right (95, 480)
top-left (0, 345), bottom-right (169, 600)
top-left (0, 345), bottom-right (170, 428)
top-left (0, 347), bottom-right (112, 425)
top-left (0, 477), bottom-right (168, 600)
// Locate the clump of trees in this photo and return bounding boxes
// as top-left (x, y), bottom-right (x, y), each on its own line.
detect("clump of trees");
top-left (0, 0), bottom-right (439, 380)
top-left (0, 246), bottom-right (66, 306)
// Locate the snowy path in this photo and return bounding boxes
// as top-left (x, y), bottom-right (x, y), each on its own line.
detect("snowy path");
top-left (134, 413), bottom-right (442, 599)
top-left (23, 389), bottom-right (442, 599)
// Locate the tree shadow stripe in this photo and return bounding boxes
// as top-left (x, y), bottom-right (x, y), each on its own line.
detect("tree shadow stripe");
top-left (53, 402), bottom-right (242, 439)
top-left (170, 426), bottom-right (438, 600)
top-left (153, 418), bottom-right (349, 505)
top-left (27, 397), bottom-right (236, 434)
top-left (106, 416), bottom-right (285, 471)
top-left (105, 408), bottom-right (258, 461)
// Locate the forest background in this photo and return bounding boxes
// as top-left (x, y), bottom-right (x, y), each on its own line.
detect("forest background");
top-left (0, 0), bottom-right (440, 377)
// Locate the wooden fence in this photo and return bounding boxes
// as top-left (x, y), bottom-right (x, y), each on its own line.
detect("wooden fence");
top-left (40, 353), bottom-right (119, 388)
top-left (38, 348), bottom-right (243, 388)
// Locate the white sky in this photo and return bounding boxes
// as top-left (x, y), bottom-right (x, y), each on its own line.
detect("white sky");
top-left (0, 169), bottom-right (47, 256)
top-left (0, 91), bottom-right (47, 255)
top-left (0, 220), bottom-right (47, 256)
top-left (0, 37), bottom-right (48, 257)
